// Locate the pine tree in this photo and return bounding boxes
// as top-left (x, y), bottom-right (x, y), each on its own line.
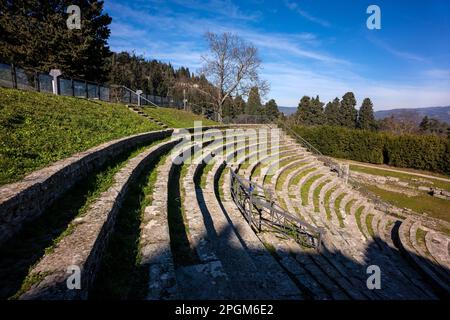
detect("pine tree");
top-left (0, 0), bottom-right (112, 82)
top-left (357, 98), bottom-right (377, 130)
top-left (295, 95), bottom-right (324, 125)
top-left (324, 97), bottom-right (340, 126)
top-left (264, 99), bottom-right (280, 121)
top-left (245, 87), bottom-right (262, 115)
top-left (340, 92), bottom-right (358, 128)
top-left (310, 95), bottom-right (325, 125)
top-left (295, 96), bottom-right (311, 125)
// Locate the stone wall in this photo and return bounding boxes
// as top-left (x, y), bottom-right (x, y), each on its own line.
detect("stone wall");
top-left (19, 139), bottom-right (180, 299)
top-left (0, 130), bottom-right (173, 245)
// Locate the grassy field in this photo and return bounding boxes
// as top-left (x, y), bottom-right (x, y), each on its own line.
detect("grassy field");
top-left (350, 164), bottom-right (450, 192)
top-left (0, 88), bottom-right (160, 185)
top-left (361, 183), bottom-right (450, 224)
top-left (141, 106), bottom-right (218, 128)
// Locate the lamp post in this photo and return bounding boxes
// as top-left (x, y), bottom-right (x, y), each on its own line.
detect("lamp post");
top-left (49, 69), bottom-right (62, 95)
top-left (136, 89), bottom-right (143, 106)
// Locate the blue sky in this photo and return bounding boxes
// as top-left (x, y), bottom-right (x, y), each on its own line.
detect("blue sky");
top-left (103, 0), bottom-right (450, 110)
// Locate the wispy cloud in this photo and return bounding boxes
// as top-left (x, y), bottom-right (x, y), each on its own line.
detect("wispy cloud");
top-left (285, 1), bottom-right (331, 27)
top-left (170, 0), bottom-right (262, 22)
top-left (263, 62), bottom-right (450, 109)
top-left (106, 0), bottom-right (348, 66)
top-left (424, 68), bottom-right (450, 80)
top-left (368, 37), bottom-right (427, 63)
top-left (104, 0), bottom-right (450, 109)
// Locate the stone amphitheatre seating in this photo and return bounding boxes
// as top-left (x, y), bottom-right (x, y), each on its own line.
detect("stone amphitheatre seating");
top-left (0, 124), bottom-right (448, 300)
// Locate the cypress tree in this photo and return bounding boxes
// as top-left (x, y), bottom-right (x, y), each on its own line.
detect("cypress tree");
top-left (358, 98), bottom-right (377, 130)
top-left (264, 99), bottom-right (280, 121)
top-left (324, 97), bottom-right (340, 126)
top-left (245, 87), bottom-right (262, 115)
top-left (295, 96), bottom-right (311, 125)
top-left (295, 95), bottom-right (324, 125)
top-left (340, 92), bottom-right (358, 128)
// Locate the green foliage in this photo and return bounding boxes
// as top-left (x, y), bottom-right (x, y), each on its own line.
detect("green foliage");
top-left (339, 92), bottom-right (358, 128)
top-left (292, 124), bottom-right (450, 174)
top-left (362, 183), bottom-right (450, 224)
top-left (0, 0), bottom-right (112, 82)
top-left (419, 116), bottom-right (430, 132)
top-left (245, 86), bottom-right (262, 115)
top-left (263, 99), bottom-right (280, 120)
top-left (0, 87), bottom-right (159, 185)
top-left (108, 51), bottom-right (191, 97)
top-left (357, 98), bottom-right (377, 130)
top-left (324, 98), bottom-right (340, 126)
top-left (294, 95), bottom-right (324, 125)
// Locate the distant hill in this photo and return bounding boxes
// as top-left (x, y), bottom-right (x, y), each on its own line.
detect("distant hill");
top-left (278, 106), bottom-right (296, 116)
top-left (375, 106), bottom-right (450, 123)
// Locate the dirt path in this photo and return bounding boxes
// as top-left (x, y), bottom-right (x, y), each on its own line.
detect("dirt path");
top-left (343, 160), bottom-right (450, 183)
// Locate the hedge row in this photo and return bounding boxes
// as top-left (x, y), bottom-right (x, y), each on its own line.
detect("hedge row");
top-left (291, 125), bottom-right (450, 175)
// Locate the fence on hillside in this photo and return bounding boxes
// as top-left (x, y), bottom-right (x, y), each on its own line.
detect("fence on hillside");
top-left (0, 62), bottom-right (183, 108)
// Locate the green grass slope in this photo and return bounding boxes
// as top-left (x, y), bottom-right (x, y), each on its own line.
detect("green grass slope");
top-left (0, 88), bottom-right (160, 185)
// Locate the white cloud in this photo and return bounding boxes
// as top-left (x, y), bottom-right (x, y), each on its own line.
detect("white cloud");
top-left (284, 1), bottom-right (331, 27)
top-left (263, 62), bottom-right (450, 109)
top-left (368, 37), bottom-right (427, 63)
top-left (105, 0), bottom-right (450, 109)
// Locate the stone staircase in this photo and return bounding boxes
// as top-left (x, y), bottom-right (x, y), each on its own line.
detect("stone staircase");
top-left (127, 104), bottom-right (168, 129)
top-left (0, 124), bottom-right (448, 300)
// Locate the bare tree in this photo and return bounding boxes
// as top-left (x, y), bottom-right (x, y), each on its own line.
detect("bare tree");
top-left (198, 32), bottom-right (268, 121)
top-left (378, 111), bottom-right (421, 135)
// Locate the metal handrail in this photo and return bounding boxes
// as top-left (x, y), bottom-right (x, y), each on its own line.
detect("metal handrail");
top-left (110, 85), bottom-right (161, 108)
top-left (229, 168), bottom-right (323, 250)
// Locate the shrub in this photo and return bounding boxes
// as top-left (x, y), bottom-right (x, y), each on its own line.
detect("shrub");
top-left (292, 125), bottom-right (450, 175)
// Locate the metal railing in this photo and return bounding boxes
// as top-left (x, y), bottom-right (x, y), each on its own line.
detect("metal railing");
top-left (0, 62), bottom-right (183, 108)
top-left (229, 168), bottom-right (323, 250)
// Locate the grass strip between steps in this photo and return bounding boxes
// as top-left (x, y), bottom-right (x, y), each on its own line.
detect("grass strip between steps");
top-left (345, 199), bottom-right (357, 216)
top-left (334, 193), bottom-right (346, 228)
top-left (324, 186), bottom-right (337, 221)
top-left (366, 214), bottom-right (375, 237)
top-left (301, 174), bottom-right (323, 206)
top-left (89, 146), bottom-right (171, 299)
top-left (355, 206), bottom-right (366, 238)
top-left (7, 138), bottom-right (167, 299)
top-left (313, 180), bottom-right (330, 213)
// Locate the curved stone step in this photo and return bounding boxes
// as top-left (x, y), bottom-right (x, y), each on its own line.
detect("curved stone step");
top-left (271, 157), bottom-right (314, 192)
top-left (308, 175), bottom-right (331, 213)
top-left (375, 216), bottom-right (437, 299)
top-left (201, 153), bottom-right (304, 298)
top-left (260, 153), bottom-right (307, 187)
top-left (409, 222), bottom-right (450, 283)
top-left (247, 148), bottom-right (298, 181)
top-left (177, 132), bottom-right (268, 299)
top-left (397, 218), bottom-right (450, 297)
top-left (425, 231), bottom-right (450, 273)
top-left (138, 139), bottom-right (201, 300)
top-left (0, 130), bottom-right (173, 246)
top-left (294, 169), bottom-right (324, 207)
top-left (19, 139), bottom-right (179, 299)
